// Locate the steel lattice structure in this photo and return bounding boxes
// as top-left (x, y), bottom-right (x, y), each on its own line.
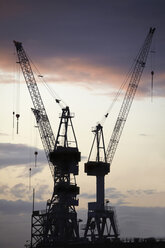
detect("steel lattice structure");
top-left (14, 41), bottom-right (55, 177)
top-left (106, 28), bottom-right (155, 167)
top-left (14, 27), bottom-right (155, 246)
top-left (14, 41), bottom-right (81, 247)
top-left (84, 124), bottom-right (119, 240)
top-left (84, 28), bottom-right (155, 241)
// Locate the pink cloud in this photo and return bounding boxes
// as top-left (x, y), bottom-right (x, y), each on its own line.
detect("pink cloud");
top-left (36, 56), bottom-right (125, 88)
top-left (1, 51), bottom-right (164, 98)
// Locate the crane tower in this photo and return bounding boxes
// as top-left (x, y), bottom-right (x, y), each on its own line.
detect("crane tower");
top-left (84, 28), bottom-right (155, 241)
top-left (14, 41), bottom-right (81, 247)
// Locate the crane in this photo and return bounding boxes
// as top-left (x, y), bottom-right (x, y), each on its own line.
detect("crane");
top-left (84, 27), bottom-right (155, 240)
top-left (14, 41), bottom-right (81, 247)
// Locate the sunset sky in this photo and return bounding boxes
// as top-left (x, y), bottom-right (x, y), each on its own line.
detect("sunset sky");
top-left (0, 0), bottom-right (165, 247)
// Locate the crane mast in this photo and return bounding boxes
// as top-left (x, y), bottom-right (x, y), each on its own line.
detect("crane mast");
top-left (84, 28), bottom-right (155, 241)
top-left (106, 27), bottom-right (155, 167)
top-left (14, 41), bottom-right (81, 247)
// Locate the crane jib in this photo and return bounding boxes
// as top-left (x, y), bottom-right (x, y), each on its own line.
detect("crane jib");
top-left (13, 40), bottom-right (56, 178)
top-left (106, 27), bottom-right (155, 168)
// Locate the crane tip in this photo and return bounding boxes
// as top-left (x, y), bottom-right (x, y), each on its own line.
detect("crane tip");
top-left (149, 27), bottom-right (156, 34)
top-left (13, 40), bottom-right (22, 49)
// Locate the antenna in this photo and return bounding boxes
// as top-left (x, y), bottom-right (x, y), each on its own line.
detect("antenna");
top-left (32, 188), bottom-right (35, 212)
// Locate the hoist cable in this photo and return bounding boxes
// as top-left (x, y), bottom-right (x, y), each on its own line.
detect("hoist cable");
top-left (26, 53), bottom-right (67, 108)
top-left (12, 49), bottom-right (17, 133)
top-left (150, 36), bottom-right (156, 102)
top-left (100, 57), bottom-right (138, 126)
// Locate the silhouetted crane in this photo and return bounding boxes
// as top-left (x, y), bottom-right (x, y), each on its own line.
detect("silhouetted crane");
top-left (84, 28), bottom-right (155, 241)
top-left (14, 41), bottom-right (81, 247)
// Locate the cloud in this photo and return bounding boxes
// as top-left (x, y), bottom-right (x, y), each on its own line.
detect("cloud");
top-left (134, 72), bottom-right (165, 98)
top-left (1, 199), bottom-right (165, 248)
top-left (127, 189), bottom-right (157, 196)
top-left (9, 52), bottom-right (164, 100)
top-left (78, 206), bottom-right (165, 238)
top-left (105, 187), bottom-right (127, 200)
top-left (0, 182), bottom-right (51, 202)
top-left (79, 187), bottom-right (164, 207)
top-left (0, 132), bottom-right (9, 136)
top-left (0, 199), bottom-right (32, 215)
top-left (143, 190), bottom-right (157, 195)
top-left (0, 185), bottom-right (10, 194)
top-left (80, 187), bottom-right (128, 205)
top-left (0, 143), bottom-right (46, 169)
top-left (5, 0), bottom-right (162, 62)
top-left (153, 74), bottom-right (165, 97)
top-left (116, 206), bottom-right (165, 238)
top-left (139, 133), bottom-right (149, 137)
top-left (80, 193), bottom-right (96, 199)
top-left (0, 0), bottom-right (164, 97)
top-left (35, 184), bottom-right (51, 201)
top-left (10, 183), bottom-right (30, 198)
top-left (0, 198), bottom-right (46, 248)
top-left (38, 57), bottom-right (125, 88)
top-left (0, 0), bottom-right (26, 19)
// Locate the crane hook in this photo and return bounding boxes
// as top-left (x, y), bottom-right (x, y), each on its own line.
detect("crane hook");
top-left (151, 70), bottom-right (154, 102)
top-left (16, 113), bottom-right (20, 134)
top-left (12, 111), bottom-right (15, 129)
top-left (29, 168), bottom-right (32, 190)
top-left (34, 151), bottom-right (38, 167)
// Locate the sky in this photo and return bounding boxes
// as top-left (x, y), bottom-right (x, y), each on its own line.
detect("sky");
top-left (0, 0), bottom-right (165, 247)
